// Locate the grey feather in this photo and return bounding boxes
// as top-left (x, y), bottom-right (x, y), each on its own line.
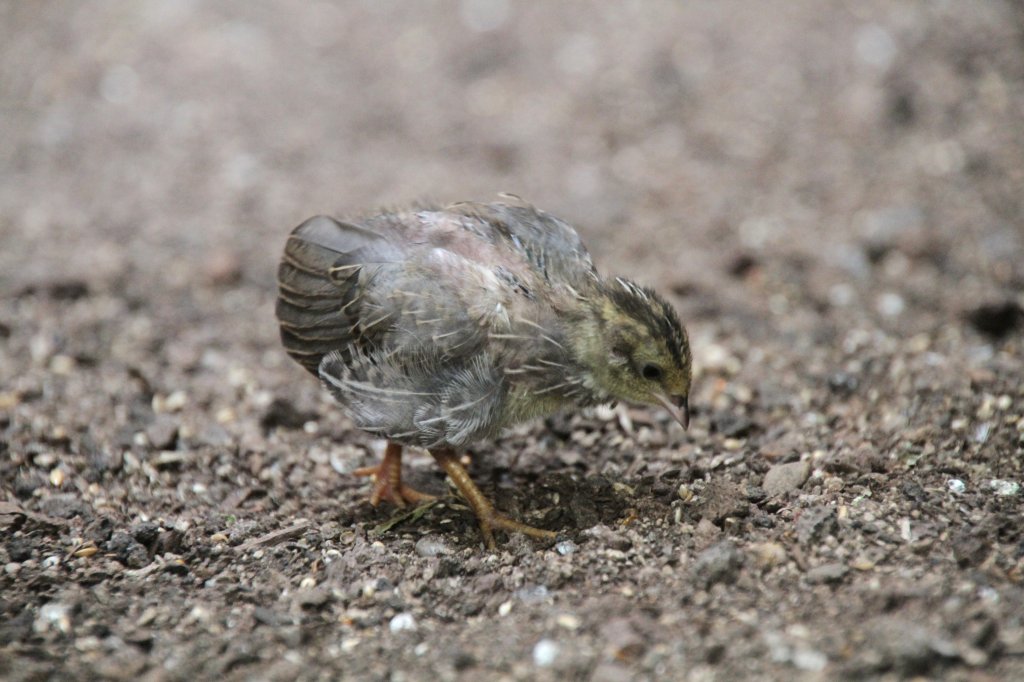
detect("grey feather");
top-left (277, 202), bottom-right (606, 447)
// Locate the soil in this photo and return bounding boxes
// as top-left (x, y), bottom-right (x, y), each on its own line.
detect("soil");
top-left (2, 2), bottom-right (1023, 680)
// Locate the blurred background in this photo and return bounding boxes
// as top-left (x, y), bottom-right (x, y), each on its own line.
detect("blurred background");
top-left (2, 0), bottom-right (1022, 430)
top-left (2, 3), bottom-right (1024, 678)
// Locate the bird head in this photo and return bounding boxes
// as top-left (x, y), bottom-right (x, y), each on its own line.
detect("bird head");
top-left (580, 277), bottom-right (692, 428)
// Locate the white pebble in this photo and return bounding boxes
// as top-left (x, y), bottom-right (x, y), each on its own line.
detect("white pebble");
top-left (555, 540), bottom-right (578, 556)
top-left (876, 292), bottom-right (905, 318)
top-left (556, 614), bottom-right (581, 630)
top-left (855, 24), bottom-right (897, 70)
top-left (532, 638), bottom-right (560, 667)
top-left (974, 423), bottom-right (991, 444)
top-left (988, 480), bottom-right (1019, 497)
top-left (946, 479), bottom-right (966, 495)
top-left (415, 536), bottom-right (452, 558)
top-left (35, 602), bottom-right (71, 634)
top-left (792, 647), bottom-right (828, 671)
top-left (389, 613), bottom-right (417, 633)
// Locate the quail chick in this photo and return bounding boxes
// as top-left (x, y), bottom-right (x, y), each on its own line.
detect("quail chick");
top-left (276, 201), bottom-right (692, 547)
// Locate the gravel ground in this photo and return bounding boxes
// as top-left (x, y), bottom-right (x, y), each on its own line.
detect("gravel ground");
top-left (2, 2), bottom-right (1023, 680)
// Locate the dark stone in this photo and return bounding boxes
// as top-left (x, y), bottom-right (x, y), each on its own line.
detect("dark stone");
top-left (154, 529), bottom-right (184, 555)
top-left (108, 531), bottom-right (150, 568)
top-left (163, 561), bottom-right (189, 576)
top-left (37, 494), bottom-right (90, 520)
top-left (260, 398), bottom-right (317, 431)
top-left (888, 86), bottom-right (916, 126)
top-left (48, 279), bottom-right (90, 300)
top-left (691, 540), bottom-right (744, 587)
top-left (0, 609), bottom-right (34, 645)
top-left (84, 516), bottom-right (116, 544)
top-left (900, 480), bottom-right (927, 502)
top-left (698, 479), bottom-right (750, 524)
top-left (131, 522), bottom-right (161, 547)
top-left (796, 507), bottom-right (839, 546)
top-left (827, 372), bottom-right (859, 396)
top-left (967, 301), bottom-right (1022, 340)
top-left (452, 650), bottom-right (476, 671)
top-left (727, 253), bottom-right (758, 278)
top-left (6, 537), bottom-right (34, 562)
top-left (13, 472), bottom-right (43, 499)
top-left (145, 416), bottom-right (179, 450)
top-left (952, 530), bottom-right (991, 568)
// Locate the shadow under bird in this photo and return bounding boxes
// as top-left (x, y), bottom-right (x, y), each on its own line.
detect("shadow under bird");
top-left (276, 200), bottom-right (692, 547)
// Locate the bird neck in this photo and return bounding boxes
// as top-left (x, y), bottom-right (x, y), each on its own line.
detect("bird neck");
top-left (561, 290), bottom-right (619, 399)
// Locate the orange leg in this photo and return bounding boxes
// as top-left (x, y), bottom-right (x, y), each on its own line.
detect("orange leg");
top-left (430, 448), bottom-right (556, 549)
top-left (353, 442), bottom-right (436, 508)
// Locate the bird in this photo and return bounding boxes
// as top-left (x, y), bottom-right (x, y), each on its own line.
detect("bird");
top-left (275, 200), bottom-right (692, 548)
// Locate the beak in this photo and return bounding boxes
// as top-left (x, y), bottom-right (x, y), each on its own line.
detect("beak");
top-left (653, 392), bottom-right (690, 430)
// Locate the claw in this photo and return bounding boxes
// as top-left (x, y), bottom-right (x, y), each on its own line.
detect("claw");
top-left (354, 442), bottom-right (436, 508)
top-left (431, 448), bottom-right (555, 549)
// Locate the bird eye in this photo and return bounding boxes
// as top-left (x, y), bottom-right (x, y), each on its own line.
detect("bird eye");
top-left (641, 364), bottom-right (663, 381)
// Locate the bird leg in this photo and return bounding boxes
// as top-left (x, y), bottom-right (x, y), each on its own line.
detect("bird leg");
top-left (353, 441), bottom-right (436, 508)
top-left (430, 448), bottom-right (556, 549)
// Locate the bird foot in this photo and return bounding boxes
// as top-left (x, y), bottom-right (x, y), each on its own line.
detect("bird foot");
top-left (352, 462), bottom-right (436, 503)
top-left (353, 442), bottom-right (436, 508)
top-left (353, 464), bottom-right (436, 508)
top-left (429, 448), bottom-right (556, 549)
top-left (476, 509), bottom-right (556, 550)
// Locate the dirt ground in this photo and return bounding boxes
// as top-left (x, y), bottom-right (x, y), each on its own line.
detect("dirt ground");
top-left (2, 2), bottom-right (1023, 680)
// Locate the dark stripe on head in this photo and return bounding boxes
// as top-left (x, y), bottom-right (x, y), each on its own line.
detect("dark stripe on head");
top-left (606, 278), bottom-right (689, 370)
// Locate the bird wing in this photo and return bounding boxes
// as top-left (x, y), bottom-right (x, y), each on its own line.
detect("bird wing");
top-left (276, 215), bottom-right (404, 374)
top-left (319, 346), bottom-right (508, 448)
top-left (440, 201), bottom-right (600, 288)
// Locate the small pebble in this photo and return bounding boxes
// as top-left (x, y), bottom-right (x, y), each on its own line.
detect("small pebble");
top-left (556, 614), bottom-right (581, 630)
top-left (876, 292), bottom-right (905, 317)
top-left (805, 562), bottom-right (849, 585)
top-left (792, 647), bottom-right (828, 672)
top-left (532, 639), bottom-right (560, 667)
top-left (389, 613), bottom-right (416, 633)
top-left (988, 479), bottom-right (1019, 496)
top-left (974, 422), bottom-right (991, 444)
top-left (35, 602), bottom-right (71, 634)
top-left (763, 461), bottom-right (811, 496)
top-left (751, 542), bottom-right (787, 569)
top-left (946, 479), bottom-right (966, 495)
top-left (50, 354), bottom-right (75, 375)
top-left (516, 585), bottom-right (550, 604)
top-left (415, 536), bottom-right (452, 557)
top-left (146, 416), bottom-right (179, 450)
top-left (34, 452), bottom-right (57, 468)
top-left (555, 540), bottom-right (578, 556)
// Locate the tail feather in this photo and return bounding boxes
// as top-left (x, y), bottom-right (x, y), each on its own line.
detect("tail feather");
top-left (275, 215), bottom-right (394, 374)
